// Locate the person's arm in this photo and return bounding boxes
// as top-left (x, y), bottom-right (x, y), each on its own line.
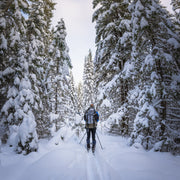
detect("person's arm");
top-left (95, 111), bottom-right (99, 122)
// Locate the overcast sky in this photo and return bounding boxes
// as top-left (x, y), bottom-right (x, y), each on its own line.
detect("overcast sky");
top-left (52, 0), bottom-right (173, 85)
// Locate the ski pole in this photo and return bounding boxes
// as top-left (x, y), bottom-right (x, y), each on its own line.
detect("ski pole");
top-left (79, 132), bottom-right (86, 144)
top-left (96, 133), bottom-right (103, 150)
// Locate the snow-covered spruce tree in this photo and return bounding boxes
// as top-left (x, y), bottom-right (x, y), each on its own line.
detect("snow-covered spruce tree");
top-left (76, 82), bottom-right (84, 115)
top-left (65, 71), bottom-right (79, 128)
top-left (69, 71), bottom-right (78, 115)
top-left (26, 0), bottom-right (50, 139)
top-left (83, 50), bottom-right (95, 111)
top-left (34, 0), bottom-right (55, 138)
top-left (128, 0), bottom-right (180, 153)
top-left (48, 19), bottom-right (74, 134)
top-left (0, 0), bottom-right (38, 154)
top-left (60, 75), bottom-right (76, 128)
top-left (0, 1), bottom-right (11, 133)
top-left (92, 0), bottom-right (132, 128)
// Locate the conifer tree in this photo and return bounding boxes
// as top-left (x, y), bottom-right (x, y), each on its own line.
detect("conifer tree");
top-left (38, 0), bottom-right (56, 137)
top-left (26, 0), bottom-right (48, 138)
top-left (48, 19), bottom-right (73, 133)
top-left (69, 71), bottom-right (78, 114)
top-left (128, 0), bottom-right (180, 152)
top-left (66, 71), bottom-right (78, 127)
top-left (0, 0), bottom-right (38, 154)
top-left (92, 0), bottom-right (132, 124)
top-left (83, 50), bottom-right (95, 111)
top-left (76, 82), bottom-right (83, 115)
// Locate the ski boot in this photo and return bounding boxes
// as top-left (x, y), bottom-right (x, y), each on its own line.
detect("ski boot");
top-left (87, 143), bottom-right (90, 152)
top-left (92, 144), bottom-right (95, 154)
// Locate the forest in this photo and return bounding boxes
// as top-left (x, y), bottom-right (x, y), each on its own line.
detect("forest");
top-left (0, 0), bottom-right (180, 157)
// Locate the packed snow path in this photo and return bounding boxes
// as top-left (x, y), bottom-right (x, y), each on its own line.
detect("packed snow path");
top-left (0, 132), bottom-right (180, 180)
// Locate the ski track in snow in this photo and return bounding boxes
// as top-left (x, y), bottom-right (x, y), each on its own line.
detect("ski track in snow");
top-left (86, 151), bottom-right (110, 180)
top-left (0, 133), bottom-right (180, 180)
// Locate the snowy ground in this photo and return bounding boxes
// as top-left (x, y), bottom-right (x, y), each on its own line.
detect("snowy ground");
top-left (0, 129), bottom-right (180, 180)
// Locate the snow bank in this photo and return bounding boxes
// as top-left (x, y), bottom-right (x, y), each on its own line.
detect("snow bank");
top-left (49, 126), bottom-right (76, 145)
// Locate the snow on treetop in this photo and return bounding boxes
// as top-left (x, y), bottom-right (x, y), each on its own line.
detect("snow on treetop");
top-left (0, 34), bottom-right (7, 49)
top-left (2, 67), bottom-right (14, 76)
top-left (0, 17), bottom-right (6, 28)
top-left (135, 0), bottom-right (144, 11)
top-left (168, 38), bottom-right (180, 49)
top-left (140, 16), bottom-right (148, 29)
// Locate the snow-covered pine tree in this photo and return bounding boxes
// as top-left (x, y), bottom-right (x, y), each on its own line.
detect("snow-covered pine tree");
top-left (83, 50), bottom-right (95, 111)
top-left (64, 71), bottom-right (79, 128)
top-left (0, 1), bottom-right (10, 129)
top-left (128, 0), bottom-right (180, 153)
top-left (92, 0), bottom-right (132, 130)
top-left (0, 0), bottom-right (38, 154)
top-left (31, 0), bottom-right (56, 138)
top-left (76, 82), bottom-right (83, 115)
top-left (69, 71), bottom-right (78, 115)
top-left (26, 0), bottom-right (49, 139)
top-left (60, 75), bottom-right (76, 128)
top-left (48, 19), bottom-right (74, 134)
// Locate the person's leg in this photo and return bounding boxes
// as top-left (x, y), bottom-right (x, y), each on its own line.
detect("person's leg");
top-left (92, 128), bottom-right (96, 148)
top-left (89, 128), bottom-right (93, 144)
top-left (86, 128), bottom-right (90, 148)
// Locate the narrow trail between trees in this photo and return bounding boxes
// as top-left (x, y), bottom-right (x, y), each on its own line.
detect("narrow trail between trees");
top-left (0, 132), bottom-right (180, 180)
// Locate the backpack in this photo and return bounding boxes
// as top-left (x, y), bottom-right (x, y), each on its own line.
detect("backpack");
top-left (85, 107), bottom-right (96, 125)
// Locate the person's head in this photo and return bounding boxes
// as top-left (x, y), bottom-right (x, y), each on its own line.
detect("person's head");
top-left (90, 104), bottom-right (94, 108)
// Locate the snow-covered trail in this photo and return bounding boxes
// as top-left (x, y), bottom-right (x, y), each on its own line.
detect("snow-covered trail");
top-left (85, 143), bottom-right (119, 180)
top-left (0, 133), bottom-right (180, 180)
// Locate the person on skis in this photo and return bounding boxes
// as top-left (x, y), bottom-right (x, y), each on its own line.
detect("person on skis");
top-left (84, 104), bottom-right (99, 152)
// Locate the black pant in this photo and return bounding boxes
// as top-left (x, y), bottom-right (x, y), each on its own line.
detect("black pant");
top-left (86, 128), bottom-right (96, 145)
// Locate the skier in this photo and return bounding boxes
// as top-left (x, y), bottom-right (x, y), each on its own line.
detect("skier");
top-left (84, 104), bottom-right (99, 152)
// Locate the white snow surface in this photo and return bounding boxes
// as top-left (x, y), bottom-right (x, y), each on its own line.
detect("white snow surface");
top-left (0, 128), bottom-right (180, 180)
